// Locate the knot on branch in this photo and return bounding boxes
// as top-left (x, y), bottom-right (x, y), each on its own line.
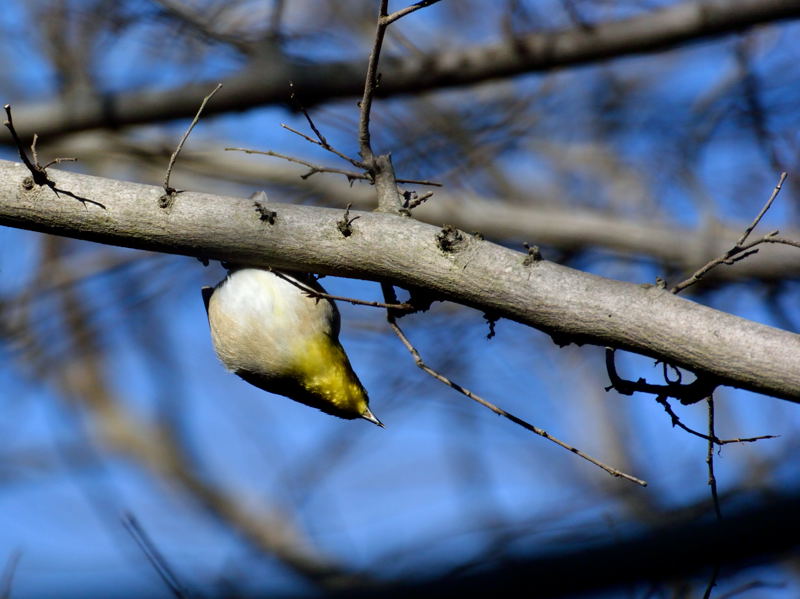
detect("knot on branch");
top-left (523, 243), bottom-right (542, 266)
top-left (436, 224), bottom-right (465, 252)
top-left (159, 190), bottom-right (178, 209)
top-left (254, 202), bottom-right (277, 224)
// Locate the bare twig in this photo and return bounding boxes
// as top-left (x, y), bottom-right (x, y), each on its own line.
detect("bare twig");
top-left (702, 397), bottom-right (722, 599)
top-left (284, 82), bottom-right (362, 168)
top-left (122, 513), bottom-right (189, 599)
top-left (737, 173), bottom-right (787, 245)
top-left (706, 399), bottom-right (722, 519)
top-left (225, 146), bottom-right (441, 186)
top-left (654, 395), bottom-right (776, 446)
top-left (281, 122), bottom-right (363, 167)
top-left (162, 83), bottom-right (222, 201)
top-left (4, 104), bottom-right (75, 187)
top-left (226, 147), bottom-right (369, 182)
top-left (34, 133), bottom-right (78, 171)
top-left (384, 0), bottom-right (444, 26)
top-left (270, 269), bottom-right (413, 311)
top-left (4, 104), bottom-right (44, 181)
top-left (760, 234), bottom-right (800, 249)
top-left (672, 172), bottom-right (789, 293)
top-left (383, 284), bottom-right (646, 486)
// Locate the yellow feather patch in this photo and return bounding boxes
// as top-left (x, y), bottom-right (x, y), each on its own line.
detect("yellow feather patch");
top-left (290, 334), bottom-right (369, 415)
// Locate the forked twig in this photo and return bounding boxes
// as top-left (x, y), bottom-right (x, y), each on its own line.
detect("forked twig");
top-left (655, 395), bottom-right (776, 446)
top-left (281, 123), bottom-right (361, 168)
top-left (285, 81), bottom-right (366, 169)
top-left (672, 172), bottom-right (790, 293)
top-left (4, 104), bottom-right (76, 187)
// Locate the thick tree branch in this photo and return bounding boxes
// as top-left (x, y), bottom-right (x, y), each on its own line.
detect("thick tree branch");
top-left (5, 0), bottom-right (800, 141)
top-left (0, 159), bottom-right (799, 403)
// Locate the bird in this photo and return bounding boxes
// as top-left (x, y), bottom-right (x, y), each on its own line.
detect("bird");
top-left (202, 267), bottom-right (383, 427)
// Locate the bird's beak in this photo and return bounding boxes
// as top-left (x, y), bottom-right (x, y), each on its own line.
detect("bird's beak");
top-left (361, 407), bottom-right (385, 428)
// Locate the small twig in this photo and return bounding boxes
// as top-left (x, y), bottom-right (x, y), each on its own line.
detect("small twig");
top-left (384, 284), bottom-right (646, 487)
top-left (737, 172), bottom-right (786, 246)
top-left (281, 123), bottom-right (362, 168)
top-left (270, 269), bottom-right (413, 311)
top-left (283, 83), bottom-right (444, 192)
top-left (30, 133), bottom-right (40, 166)
top-left (4, 104), bottom-right (76, 187)
top-left (706, 398), bottom-right (722, 518)
top-left (40, 156), bottom-right (78, 169)
top-left (0, 550), bottom-right (22, 599)
top-left (762, 235), bottom-right (800, 249)
top-left (702, 397), bottom-right (722, 599)
top-left (672, 173), bottom-right (788, 293)
top-left (162, 83), bottom-right (222, 203)
top-left (227, 147), bottom-right (369, 182)
top-left (225, 146), bottom-right (441, 186)
top-left (383, 0), bottom-right (444, 26)
top-left (122, 513), bottom-right (188, 599)
top-left (654, 395), bottom-right (776, 446)
top-left (284, 81), bottom-right (366, 168)
top-left (4, 104), bottom-right (44, 182)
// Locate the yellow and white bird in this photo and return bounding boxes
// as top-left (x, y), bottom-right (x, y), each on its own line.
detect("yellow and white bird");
top-left (202, 268), bottom-right (383, 426)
